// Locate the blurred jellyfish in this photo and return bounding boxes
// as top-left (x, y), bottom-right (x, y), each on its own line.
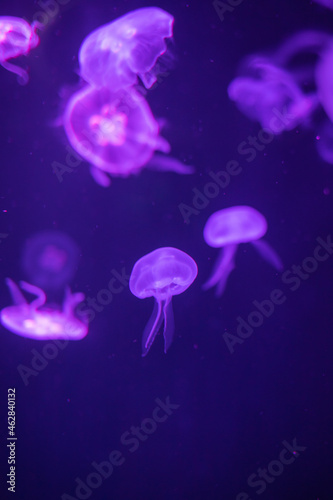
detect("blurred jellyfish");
top-left (63, 85), bottom-right (193, 186)
top-left (314, 0), bottom-right (333, 9)
top-left (0, 279), bottom-right (87, 340)
top-left (21, 230), bottom-right (79, 291)
top-left (130, 247), bottom-right (198, 356)
top-left (79, 7), bottom-right (174, 91)
top-left (203, 206), bottom-right (282, 297)
top-left (228, 59), bottom-right (316, 134)
top-left (315, 41), bottom-right (333, 123)
top-left (0, 16), bottom-right (40, 84)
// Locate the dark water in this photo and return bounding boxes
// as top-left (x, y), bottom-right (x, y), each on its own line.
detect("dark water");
top-left (1, 1), bottom-right (333, 499)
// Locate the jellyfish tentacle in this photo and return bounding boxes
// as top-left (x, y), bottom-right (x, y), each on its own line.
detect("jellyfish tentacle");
top-left (251, 239), bottom-right (283, 271)
top-left (163, 296), bottom-right (174, 353)
top-left (1, 60), bottom-right (29, 85)
top-left (146, 154), bottom-right (195, 174)
top-left (203, 243), bottom-right (237, 296)
top-left (142, 298), bottom-right (164, 356)
top-left (19, 281), bottom-right (46, 308)
top-left (63, 287), bottom-right (85, 316)
top-left (5, 278), bottom-right (27, 305)
top-left (89, 166), bottom-right (111, 187)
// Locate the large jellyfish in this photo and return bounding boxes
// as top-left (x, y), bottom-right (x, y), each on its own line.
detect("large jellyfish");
top-left (1, 279), bottom-right (87, 340)
top-left (203, 206), bottom-right (282, 297)
top-left (63, 85), bottom-right (193, 186)
top-left (0, 16), bottom-right (40, 84)
top-left (21, 230), bottom-right (80, 291)
top-left (129, 247), bottom-right (198, 357)
top-left (228, 59), bottom-right (316, 134)
top-left (79, 7), bottom-right (174, 91)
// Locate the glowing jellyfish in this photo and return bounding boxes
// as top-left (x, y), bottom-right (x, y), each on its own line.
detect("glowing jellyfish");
top-left (228, 60), bottom-right (315, 134)
top-left (129, 247), bottom-right (198, 356)
top-left (316, 41), bottom-right (333, 123)
top-left (0, 17), bottom-right (40, 84)
top-left (21, 230), bottom-right (79, 291)
top-left (79, 7), bottom-right (174, 91)
top-left (0, 279), bottom-right (87, 340)
top-left (63, 85), bottom-right (192, 186)
top-left (203, 206), bottom-right (282, 296)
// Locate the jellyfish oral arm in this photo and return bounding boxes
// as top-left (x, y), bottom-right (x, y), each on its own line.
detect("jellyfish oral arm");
top-left (251, 239), bottom-right (283, 271)
top-left (0, 60), bottom-right (29, 85)
top-left (146, 154), bottom-right (195, 175)
top-left (19, 281), bottom-right (47, 308)
top-left (142, 296), bottom-right (175, 356)
top-left (89, 165), bottom-right (111, 187)
top-left (5, 278), bottom-right (27, 305)
top-left (202, 243), bottom-right (237, 297)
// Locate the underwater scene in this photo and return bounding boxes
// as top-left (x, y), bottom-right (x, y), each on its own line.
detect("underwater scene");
top-left (1, 0), bottom-right (333, 499)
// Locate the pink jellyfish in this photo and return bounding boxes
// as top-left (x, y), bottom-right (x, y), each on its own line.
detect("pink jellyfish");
top-left (79, 7), bottom-right (174, 91)
top-left (1, 279), bottom-right (87, 340)
top-left (0, 16), bottom-right (40, 84)
top-left (203, 206), bottom-right (282, 297)
top-left (63, 85), bottom-right (193, 186)
top-left (21, 230), bottom-right (79, 291)
top-left (228, 59), bottom-right (316, 134)
top-left (129, 247), bottom-right (198, 357)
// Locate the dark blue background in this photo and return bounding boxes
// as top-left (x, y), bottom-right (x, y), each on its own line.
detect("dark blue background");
top-left (1, 1), bottom-right (333, 499)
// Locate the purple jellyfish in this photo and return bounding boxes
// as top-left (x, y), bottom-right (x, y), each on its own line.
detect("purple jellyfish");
top-left (203, 206), bottom-right (282, 297)
top-left (315, 41), bottom-right (333, 124)
top-left (79, 7), bottom-right (174, 91)
top-left (0, 17), bottom-right (40, 84)
top-left (228, 59), bottom-right (316, 134)
top-left (63, 85), bottom-right (192, 186)
top-left (129, 247), bottom-right (198, 356)
top-left (1, 279), bottom-right (87, 340)
top-left (21, 230), bottom-right (79, 291)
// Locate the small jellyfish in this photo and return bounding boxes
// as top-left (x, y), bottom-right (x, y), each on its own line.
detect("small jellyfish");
top-left (203, 206), bottom-right (282, 296)
top-left (79, 7), bottom-right (174, 91)
top-left (228, 59), bottom-right (315, 134)
top-left (0, 279), bottom-right (87, 340)
top-left (129, 247), bottom-right (198, 356)
top-left (0, 16), bottom-right (40, 84)
top-left (63, 85), bottom-right (192, 186)
top-left (21, 230), bottom-right (79, 291)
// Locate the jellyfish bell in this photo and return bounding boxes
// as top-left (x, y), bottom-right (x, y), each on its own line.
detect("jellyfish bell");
top-left (0, 279), bottom-right (87, 340)
top-left (63, 85), bottom-right (192, 186)
top-left (203, 206), bottom-right (282, 297)
top-left (79, 7), bottom-right (174, 91)
top-left (130, 247), bottom-right (198, 356)
top-left (21, 230), bottom-right (80, 291)
top-left (0, 16), bottom-right (40, 84)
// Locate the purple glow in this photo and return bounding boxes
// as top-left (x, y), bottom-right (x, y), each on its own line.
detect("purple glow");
top-left (63, 85), bottom-right (191, 185)
top-left (228, 60), bottom-right (315, 134)
top-left (129, 247), bottom-right (198, 356)
top-left (21, 231), bottom-right (79, 291)
top-left (1, 279), bottom-right (87, 340)
top-left (316, 41), bottom-right (333, 124)
top-left (315, 119), bottom-right (333, 164)
top-left (314, 0), bottom-right (333, 9)
top-left (0, 16), bottom-right (39, 84)
top-left (79, 7), bottom-right (174, 91)
top-left (203, 206), bottom-right (282, 296)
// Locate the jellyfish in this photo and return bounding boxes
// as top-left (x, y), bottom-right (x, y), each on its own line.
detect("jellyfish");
top-left (21, 230), bottom-right (80, 291)
top-left (315, 41), bottom-right (333, 124)
top-left (129, 247), bottom-right (198, 356)
top-left (228, 59), bottom-right (316, 134)
top-left (0, 279), bottom-right (87, 340)
top-left (79, 7), bottom-right (174, 91)
top-left (63, 85), bottom-right (193, 186)
top-left (203, 206), bottom-right (282, 297)
top-left (0, 16), bottom-right (40, 84)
